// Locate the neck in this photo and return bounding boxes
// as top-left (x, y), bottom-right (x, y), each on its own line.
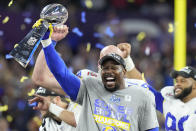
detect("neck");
top-left (119, 79), bottom-right (125, 90)
top-left (182, 89), bottom-right (196, 103)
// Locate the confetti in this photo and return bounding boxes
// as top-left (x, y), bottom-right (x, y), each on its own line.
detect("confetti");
top-left (24, 17), bottom-right (32, 24)
top-left (145, 46), bottom-right (150, 56)
top-left (85, 0), bottom-right (93, 9)
top-left (86, 43), bottom-right (91, 52)
top-left (93, 33), bottom-right (103, 38)
top-left (168, 22), bottom-right (174, 33)
top-left (20, 24), bottom-right (26, 30)
top-left (2, 16), bottom-right (9, 24)
top-left (14, 43), bottom-right (19, 48)
top-left (95, 43), bottom-right (105, 49)
top-left (8, 0), bottom-right (13, 7)
top-left (110, 19), bottom-right (120, 25)
top-left (20, 76), bottom-right (29, 83)
top-left (6, 115), bottom-right (13, 122)
top-left (81, 11), bottom-right (86, 23)
top-left (104, 27), bottom-right (114, 38)
top-left (0, 105), bottom-right (8, 112)
top-left (5, 54), bottom-right (13, 59)
top-left (0, 30), bottom-right (4, 36)
top-left (33, 116), bottom-right (42, 126)
top-left (28, 89), bottom-right (35, 96)
top-left (28, 102), bottom-right (37, 107)
top-left (72, 27), bottom-right (83, 37)
top-left (68, 66), bottom-right (73, 72)
top-left (136, 32), bottom-right (146, 41)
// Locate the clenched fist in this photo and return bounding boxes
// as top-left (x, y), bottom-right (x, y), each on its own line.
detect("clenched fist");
top-left (51, 25), bottom-right (69, 42)
top-left (117, 43), bottom-right (131, 58)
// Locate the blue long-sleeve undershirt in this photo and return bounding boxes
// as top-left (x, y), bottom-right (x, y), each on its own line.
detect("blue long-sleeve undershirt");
top-left (147, 127), bottom-right (159, 131)
top-left (43, 42), bottom-right (80, 100)
top-left (147, 84), bottom-right (164, 114)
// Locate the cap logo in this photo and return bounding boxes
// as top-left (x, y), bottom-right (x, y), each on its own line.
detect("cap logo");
top-left (180, 67), bottom-right (191, 74)
top-left (110, 53), bottom-right (120, 61)
top-left (36, 87), bottom-right (46, 94)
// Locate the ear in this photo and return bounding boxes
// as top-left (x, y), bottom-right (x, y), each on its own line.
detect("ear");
top-left (122, 68), bottom-right (126, 75)
top-left (193, 81), bottom-right (196, 89)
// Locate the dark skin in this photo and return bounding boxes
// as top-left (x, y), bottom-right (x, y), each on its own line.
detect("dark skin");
top-left (174, 76), bottom-right (196, 102)
top-left (101, 60), bottom-right (126, 92)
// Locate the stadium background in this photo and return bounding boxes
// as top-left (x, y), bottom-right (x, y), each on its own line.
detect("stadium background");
top-left (0, 0), bottom-right (195, 130)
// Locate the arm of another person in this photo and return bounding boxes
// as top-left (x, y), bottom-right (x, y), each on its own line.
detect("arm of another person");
top-left (42, 24), bottom-right (80, 100)
top-left (32, 26), bottom-right (69, 96)
top-left (29, 95), bottom-right (77, 127)
top-left (117, 43), bottom-right (164, 113)
top-left (117, 43), bottom-right (142, 80)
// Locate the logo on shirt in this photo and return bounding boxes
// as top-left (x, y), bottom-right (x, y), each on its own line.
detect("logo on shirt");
top-left (102, 126), bottom-right (116, 131)
top-left (110, 95), bottom-right (120, 103)
top-left (124, 95), bottom-right (131, 102)
top-left (94, 99), bottom-right (131, 130)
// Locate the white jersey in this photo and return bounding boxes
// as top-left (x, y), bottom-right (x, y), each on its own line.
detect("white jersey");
top-left (39, 101), bottom-right (82, 131)
top-left (161, 86), bottom-right (196, 131)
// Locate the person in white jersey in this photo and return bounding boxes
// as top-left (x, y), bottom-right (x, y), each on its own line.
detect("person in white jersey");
top-left (29, 87), bottom-right (81, 131)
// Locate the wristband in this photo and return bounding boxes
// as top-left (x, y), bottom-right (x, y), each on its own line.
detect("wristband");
top-left (124, 56), bottom-right (135, 71)
top-left (41, 38), bottom-right (52, 48)
top-left (49, 103), bottom-right (64, 117)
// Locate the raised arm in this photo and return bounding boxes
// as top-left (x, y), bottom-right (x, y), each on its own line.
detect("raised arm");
top-left (117, 43), bottom-right (164, 113)
top-left (41, 24), bottom-right (80, 100)
top-left (117, 43), bottom-right (143, 80)
top-left (32, 26), bottom-right (69, 96)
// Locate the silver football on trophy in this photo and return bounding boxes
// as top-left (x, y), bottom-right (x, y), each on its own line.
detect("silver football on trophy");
top-left (40, 3), bottom-right (68, 25)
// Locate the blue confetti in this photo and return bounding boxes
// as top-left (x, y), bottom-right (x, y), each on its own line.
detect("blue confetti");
top-left (194, 23), bottom-right (196, 28)
top-left (81, 11), bottom-right (86, 23)
top-left (5, 54), bottom-right (13, 59)
top-left (0, 30), bottom-right (4, 36)
top-left (28, 102), bottom-right (38, 107)
top-left (93, 33), bottom-right (103, 38)
top-left (24, 17), bottom-right (32, 24)
top-left (68, 66), bottom-right (73, 72)
top-left (95, 43), bottom-right (105, 49)
top-left (104, 27), bottom-right (114, 38)
top-left (110, 19), bottom-right (120, 25)
top-left (72, 27), bottom-right (83, 37)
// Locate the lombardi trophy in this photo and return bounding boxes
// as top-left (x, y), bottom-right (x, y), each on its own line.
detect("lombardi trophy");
top-left (9, 3), bottom-right (68, 67)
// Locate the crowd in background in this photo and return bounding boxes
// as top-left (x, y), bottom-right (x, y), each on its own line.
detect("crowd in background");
top-left (0, 0), bottom-right (195, 130)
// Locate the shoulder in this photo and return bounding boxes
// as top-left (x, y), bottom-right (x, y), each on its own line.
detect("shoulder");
top-left (76, 69), bottom-right (99, 79)
top-left (68, 101), bottom-right (82, 111)
top-left (125, 78), bottom-right (147, 87)
top-left (160, 86), bottom-right (175, 99)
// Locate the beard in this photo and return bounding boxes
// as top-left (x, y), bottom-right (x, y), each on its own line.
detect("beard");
top-left (174, 85), bottom-right (192, 100)
top-left (104, 84), bottom-right (120, 92)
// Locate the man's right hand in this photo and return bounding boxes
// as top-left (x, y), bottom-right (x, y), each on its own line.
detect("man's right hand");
top-left (29, 94), bottom-right (51, 111)
top-left (51, 25), bottom-right (69, 42)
